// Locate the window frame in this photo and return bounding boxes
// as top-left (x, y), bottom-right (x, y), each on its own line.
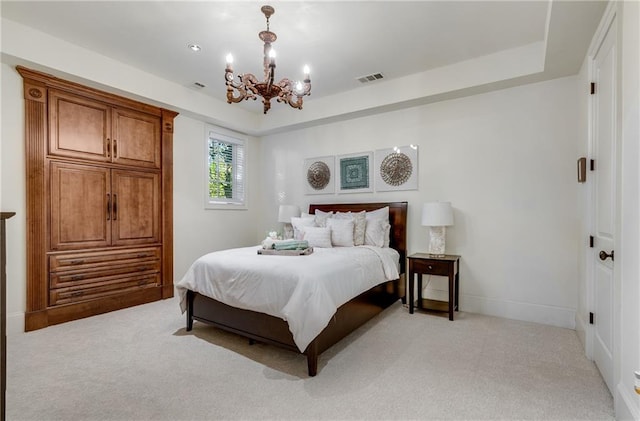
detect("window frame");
top-left (204, 126), bottom-right (247, 210)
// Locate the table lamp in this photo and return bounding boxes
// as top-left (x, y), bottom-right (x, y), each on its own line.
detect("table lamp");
top-left (278, 205), bottom-right (300, 239)
top-left (421, 202), bottom-right (454, 257)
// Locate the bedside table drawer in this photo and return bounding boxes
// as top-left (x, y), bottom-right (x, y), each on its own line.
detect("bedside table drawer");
top-left (410, 259), bottom-right (451, 276)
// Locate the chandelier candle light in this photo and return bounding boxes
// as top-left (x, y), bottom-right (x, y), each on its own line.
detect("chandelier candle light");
top-left (421, 202), bottom-right (454, 257)
top-left (225, 5), bottom-right (311, 114)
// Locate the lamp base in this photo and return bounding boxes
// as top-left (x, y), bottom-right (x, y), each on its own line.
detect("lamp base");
top-left (283, 223), bottom-right (294, 240)
top-left (428, 226), bottom-right (446, 257)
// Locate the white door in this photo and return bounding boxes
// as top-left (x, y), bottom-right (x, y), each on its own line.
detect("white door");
top-left (591, 15), bottom-right (617, 395)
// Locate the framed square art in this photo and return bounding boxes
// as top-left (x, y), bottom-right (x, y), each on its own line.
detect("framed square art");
top-left (304, 156), bottom-right (335, 195)
top-left (374, 145), bottom-right (419, 191)
top-left (338, 152), bottom-right (373, 194)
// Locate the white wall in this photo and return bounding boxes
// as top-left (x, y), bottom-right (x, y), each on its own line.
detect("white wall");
top-left (172, 116), bottom-right (262, 282)
top-left (1, 63), bottom-right (27, 334)
top-left (259, 76), bottom-right (581, 329)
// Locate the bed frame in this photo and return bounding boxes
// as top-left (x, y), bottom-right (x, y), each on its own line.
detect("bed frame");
top-left (185, 201), bottom-right (407, 376)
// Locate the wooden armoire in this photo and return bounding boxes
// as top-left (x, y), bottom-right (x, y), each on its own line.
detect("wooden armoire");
top-left (18, 66), bottom-right (178, 331)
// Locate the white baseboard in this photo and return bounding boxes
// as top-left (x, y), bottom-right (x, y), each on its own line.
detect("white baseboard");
top-left (461, 294), bottom-right (576, 329)
top-left (575, 311), bottom-right (588, 349)
top-left (616, 383), bottom-right (639, 421)
top-left (7, 311), bottom-right (25, 335)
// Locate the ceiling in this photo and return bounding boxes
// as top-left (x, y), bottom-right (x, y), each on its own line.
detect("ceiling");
top-left (0, 1), bottom-right (607, 133)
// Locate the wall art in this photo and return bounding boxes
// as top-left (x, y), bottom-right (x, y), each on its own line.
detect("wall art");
top-left (338, 152), bottom-right (373, 194)
top-left (374, 145), bottom-right (419, 191)
top-left (304, 155), bottom-right (335, 195)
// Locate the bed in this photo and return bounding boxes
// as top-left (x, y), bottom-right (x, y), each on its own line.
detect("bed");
top-left (179, 201), bottom-right (407, 376)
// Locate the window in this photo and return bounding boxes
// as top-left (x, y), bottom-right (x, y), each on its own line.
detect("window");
top-left (205, 127), bottom-right (246, 209)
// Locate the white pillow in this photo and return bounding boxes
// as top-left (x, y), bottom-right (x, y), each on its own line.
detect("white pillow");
top-left (383, 222), bottom-right (391, 248)
top-left (291, 215), bottom-right (316, 240)
top-left (326, 218), bottom-right (355, 247)
top-left (335, 210), bottom-right (366, 246)
top-left (364, 218), bottom-right (390, 248)
top-left (313, 209), bottom-right (333, 227)
top-left (364, 207), bottom-right (390, 247)
top-left (365, 206), bottom-right (389, 222)
top-left (301, 226), bottom-right (333, 248)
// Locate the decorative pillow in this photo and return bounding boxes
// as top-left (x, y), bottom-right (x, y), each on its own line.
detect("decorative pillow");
top-left (383, 221), bottom-right (391, 248)
top-left (301, 226), bottom-right (332, 248)
top-left (326, 218), bottom-right (355, 247)
top-left (291, 215), bottom-right (316, 240)
top-left (313, 210), bottom-right (333, 227)
top-left (364, 207), bottom-right (390, 247)
top-left (365, 206), bottom-right (389, 222)
top-left (364, 218), bottom-right (390, 248)
top-left (335, 210), bottom-right (366, 246)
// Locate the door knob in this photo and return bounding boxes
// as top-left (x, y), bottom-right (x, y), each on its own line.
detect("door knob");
top-left (599, 250), bottom-right (614, 261)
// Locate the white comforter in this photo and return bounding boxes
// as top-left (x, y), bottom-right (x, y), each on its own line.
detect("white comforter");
top-left (177, 245), bottom-right (400, 352)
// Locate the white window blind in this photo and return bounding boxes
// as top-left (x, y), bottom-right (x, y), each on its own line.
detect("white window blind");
top-left (205, 128), bottom-right (246, 209)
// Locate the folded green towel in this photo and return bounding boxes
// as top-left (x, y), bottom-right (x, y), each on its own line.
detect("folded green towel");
top-left (258, 247), bottom-right (314, 256)
top-left (273, 240), bottom-right (309, 250)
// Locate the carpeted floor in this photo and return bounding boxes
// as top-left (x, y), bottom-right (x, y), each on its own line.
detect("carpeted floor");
top-left (6, 297), bottom-right (613, 420)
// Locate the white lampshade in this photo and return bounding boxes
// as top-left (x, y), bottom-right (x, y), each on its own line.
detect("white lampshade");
top-left (421, 202), bottom-right (454, 227)
top-left (278, 205), bottom-right (300, 223)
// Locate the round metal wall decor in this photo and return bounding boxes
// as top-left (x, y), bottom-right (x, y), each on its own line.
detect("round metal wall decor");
top-left (380, 152), bottom-right (412, 186)
top-left (307, 161), bottom-right (331, 190)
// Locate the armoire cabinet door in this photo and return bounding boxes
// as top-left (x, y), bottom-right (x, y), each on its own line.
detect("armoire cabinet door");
top-left (111, 169), bottom-right (160, 246)
top-left (49, 89), bottom-right (111, 162)
top-left (112, 108), bottom-right (161, 169)
top-left (49, 89), bottom-right (160, 168)
top-left (50, 162), bottom-right (112, 250)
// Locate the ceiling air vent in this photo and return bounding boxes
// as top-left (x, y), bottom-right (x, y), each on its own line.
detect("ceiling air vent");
top-left (357, 73), bottom-right (384, 84)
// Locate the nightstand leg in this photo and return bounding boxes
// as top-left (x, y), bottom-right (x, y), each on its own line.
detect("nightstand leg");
top-left (455, 271), bottom-right (460, 312)
top-left (448, 273), bottom-right (454, 321)
top-left (409, 272), bottom-right (414, 314)
top-left (417, 274), bottom-right (423, 310)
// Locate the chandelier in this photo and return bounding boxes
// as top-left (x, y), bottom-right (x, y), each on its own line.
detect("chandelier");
top-left (224, 5), bottom-right (311, 114)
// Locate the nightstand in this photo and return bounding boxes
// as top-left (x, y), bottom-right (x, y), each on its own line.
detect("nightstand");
top-left (407, 253), bottom-right (460, 320)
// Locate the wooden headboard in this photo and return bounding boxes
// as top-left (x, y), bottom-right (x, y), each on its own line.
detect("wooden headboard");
top-left (308, 202), bottom-right (408, 274)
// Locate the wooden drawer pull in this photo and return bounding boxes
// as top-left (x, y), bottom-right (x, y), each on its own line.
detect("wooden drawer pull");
top-left (71, 291), bottom-right (83, 297)
top-left (137, 253), bottom-right (152, 258)
top-left (69, 259), bottom-right (85, 265)
top-left (70, 275), bottom-right (84, 281)
top-left (137, 266), bottom-right (149, 272)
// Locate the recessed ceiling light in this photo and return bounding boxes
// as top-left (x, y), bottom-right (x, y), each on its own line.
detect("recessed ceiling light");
top-left (188, 44), bottom-right (201, 52)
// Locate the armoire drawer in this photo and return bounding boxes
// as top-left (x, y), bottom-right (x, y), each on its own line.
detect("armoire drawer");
top-left (50, 273), bottom-right (160, 306)
top-left (50, 260), bottom-right (161, 289)
top-left (49, 247), bottom-right (161, 272)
